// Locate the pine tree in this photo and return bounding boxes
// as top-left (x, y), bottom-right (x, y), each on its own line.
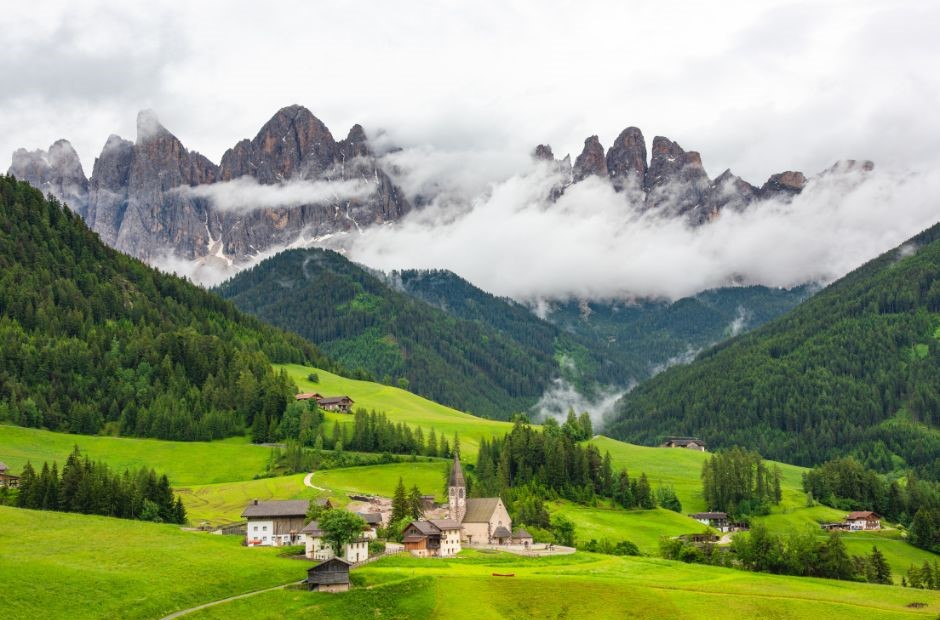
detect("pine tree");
top-left (869, 546), bottom-right (891, 584)
top-left (390, 477), bottom-right (408, 524)
top-left (408, 485), bottom-right (424, 519)
top-left (427, 428), bottom-right (438, 457)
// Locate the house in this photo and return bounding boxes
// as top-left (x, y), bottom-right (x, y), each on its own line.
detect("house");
top-left (448, 454), bottom-right (513, 545)
top-left (301, 520), bottom-right (370, 563)
top-left (402, 519), bottom-right (463, 557)
top-left (305, 557), bottom-right (351, 592)
top-left (0, 462), bottom-right (19, 488)
top-left (242, 499), bottom-right (309, 546)
top-left (295, 392), bottom-right (323, 402)
top-left (845, 511), bottom-right (881, 531)
top-left (317, 396), bottom-right (355, 413)
top-left (690, 512), bottom-right (731, 532)
top-left (357, 512), bottom-right (383, 539)
top-left (661, 437), bottom-right (707, 451)
top-left (511, 528), bottom-right (534, 547)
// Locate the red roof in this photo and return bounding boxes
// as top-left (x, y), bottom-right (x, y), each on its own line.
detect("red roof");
top-left (846, 511), bottom-right (880, 520)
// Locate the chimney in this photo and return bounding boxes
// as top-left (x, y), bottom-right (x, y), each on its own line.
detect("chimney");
top-left (253, 499), bottom-right (259, 505)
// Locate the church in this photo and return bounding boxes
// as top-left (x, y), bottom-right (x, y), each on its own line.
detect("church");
top-left (447, 454), bottom-right (513, 544)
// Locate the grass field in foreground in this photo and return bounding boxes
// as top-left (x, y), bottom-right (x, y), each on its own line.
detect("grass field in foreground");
top-left (0, 425), bottom-right (269, 485)
top-left (277, 364), bottom-right (517, 459)
top-left (178, 461), bottom-right (449, 526)
top-left (190, 549), bottom-right (940, 620)
top-left (0, 506), bottom-right (302, 620)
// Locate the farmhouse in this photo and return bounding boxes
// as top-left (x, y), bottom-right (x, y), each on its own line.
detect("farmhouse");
top-left (301, 520), bottom-right (370, 563)
top-left (402, 519), bottom-right (463, 557)
top-left (845, 511), bottom-right (881, 531)
top-left (317, 396), bottom-right (355, 413)
top-left (661, 437), bottom-right (707, 451)
top-left (242, 499), bottom-right (308, 547)
top-left (690, 511), bottom-right (731, 532)
top-left (0, 462), bottom-right (19, 488)
top-left (448, 454), bottom-right (513, 544)
top-left (295, 392), bottom-right (323, 401)
top-left (305, 557), bottom-right (351, 593)
top-left (357, 512), bottom-right (383, 539)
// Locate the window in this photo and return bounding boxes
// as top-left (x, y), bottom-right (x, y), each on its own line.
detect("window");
top-left (262, 526), bottom-right (267, 531)
top-left (253, 526), bottom-right (258, 531)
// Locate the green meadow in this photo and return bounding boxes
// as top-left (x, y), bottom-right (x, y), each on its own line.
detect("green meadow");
top-left (0, 506), bottom-right (302, 620)
top-left (277, 364), bottom-right (517, 459)
top-left (0, 424), bottom-right (269, 485)
top-left (188, 550), bottom-right (940, 620)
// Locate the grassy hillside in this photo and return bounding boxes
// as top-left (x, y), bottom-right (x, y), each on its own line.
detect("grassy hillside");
top-left (189, 550), bottom-right (940, 619)
top-left (278, 363), bottom-right (517, 458)
top-left (609, 222), bottom-right (940, 476)
top-left (215, 248), bottom-right (559, 419)
top-left (0, 424), bottom-right (269, 485)
top-left (0, 506), bottom-right (302, 620)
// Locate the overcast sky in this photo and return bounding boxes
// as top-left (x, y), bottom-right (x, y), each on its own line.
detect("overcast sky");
top-left (3, 0), bottom-right (938, 184)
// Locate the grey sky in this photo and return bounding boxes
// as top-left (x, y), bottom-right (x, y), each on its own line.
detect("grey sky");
top-left (3, 0), bottom-right (938, 185)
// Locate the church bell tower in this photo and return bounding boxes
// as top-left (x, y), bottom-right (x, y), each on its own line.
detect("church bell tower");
top-left (448, 453), bottom-right (466, 522)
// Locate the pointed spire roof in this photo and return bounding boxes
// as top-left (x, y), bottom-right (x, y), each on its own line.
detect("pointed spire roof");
top-left (448, 454), bottom-right (465, 487)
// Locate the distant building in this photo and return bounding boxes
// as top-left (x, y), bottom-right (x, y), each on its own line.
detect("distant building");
top-left (357, 512), bottom-right (383, 539)
top-left (820, 522), bottom-right (848, 532)
top-left (295, 392), bottom-right (323, 401)
top-left (511, 528), bottom-right (534, 547)
top-left (0, 462), bottom-right (19, 488)
top-left (317, 396), bottom-right (355, 413)
top-left (690, 512), bottom-right (731, 532)
top-left (305, 557), bottom-right (351, 592)
top-left (845, 511), bottom-right (881, 531)
top-left (301, 519), bottom-right (370, 563)
top-left (661, 437), bottom-right (707, 451)
top-left (402, 519), bottom-right (463, 557)
top-left (242, 499), bottom-right (309, 546)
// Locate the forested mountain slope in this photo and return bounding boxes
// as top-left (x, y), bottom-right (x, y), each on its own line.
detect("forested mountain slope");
top-left (609, 222), bottom-right (940, 477)
top-left (214, 249), bottom-right (560, 419)
top-left (0, 176), bottom-right (330, 440)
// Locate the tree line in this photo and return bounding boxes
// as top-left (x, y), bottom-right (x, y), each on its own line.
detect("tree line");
top-left (702, 447), bottom-right (782, 518)
top-left (14, 447), bottom-right (186, 524)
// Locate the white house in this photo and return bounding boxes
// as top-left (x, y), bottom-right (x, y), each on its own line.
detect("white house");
top-left (845, 511), bottom-right (881, 531)
top-left (242, 500), bottom-right (309, 547)
top-left (301, 520), bottom-right (370, 563)
top-left (689, 512), bottom-right (731, 532)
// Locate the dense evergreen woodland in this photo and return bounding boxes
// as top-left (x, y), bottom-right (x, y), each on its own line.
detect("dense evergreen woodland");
top-left (14, 447), bottom-right (186, 524)
top-left (611, 222), bottom-right (940, 478)
top-left (0, 176), bottom-right (330, 440)
top-left (702, 448), bottom-right (782, 517)
top-left (214, 248), bottom-right (559, 419)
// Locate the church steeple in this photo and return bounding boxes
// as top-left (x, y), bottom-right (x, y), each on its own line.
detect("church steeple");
top-left (448, 453), bottom-right (466, 522)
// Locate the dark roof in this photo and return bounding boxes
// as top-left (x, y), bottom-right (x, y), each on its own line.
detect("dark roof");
top-left (301, 520), bottom-right (323, 536)
top-left (663, 437), bottom-right (706, 446)
top-left (512, 528), bottom-right (532, 539)
top-left (357, 512), bottom-right (383, 526)
top-left (318, 396), bottom-right (353, 405)
top-left (448, 455), bottom-right (466, 487)
top-left (690, 512), bottom-right (728, 520)
top-left (846, 511), bottom-right (880, 520)
top-left (429, 519), bottom-right (462, 530)
top-left (463, 498), bottom-right (499, 523)
top-left (307, 557), bottom-right (351, 574)
top-left (492, 525), bottom-right (512, 538)
top-left (408, 520), bottom-right (440, 535)
top-left (242, 499), bottom-right (310, 519)
top-left (402, 535), bottom-right (426, 543)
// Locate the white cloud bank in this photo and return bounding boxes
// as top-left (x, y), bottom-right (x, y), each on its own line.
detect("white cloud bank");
top-left (184, 177), bottom-right (376, 213)
top-left (335, 160), bottom-right (940, 302)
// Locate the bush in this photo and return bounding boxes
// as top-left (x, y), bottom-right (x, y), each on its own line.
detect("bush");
top-left (307, 373), bottom-right (319, 383)
top-left (369, 540), bottom-right (386, 556)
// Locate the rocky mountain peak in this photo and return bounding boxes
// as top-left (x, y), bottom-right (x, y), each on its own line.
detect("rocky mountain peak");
top-left (760, 171), bottom-right (806, 198)
top-left (136, 109), bottom-right (171, 143)
top-left (337, 123), bottom-right (371, 161)
top-left (606, 126), bottom-right (647, 191)
top-left (9, 139), bottom-right (89, 216)
top-left (573, 135), bottom-right (608, 182)
top-left (533, 144), bottom-right (555, 161)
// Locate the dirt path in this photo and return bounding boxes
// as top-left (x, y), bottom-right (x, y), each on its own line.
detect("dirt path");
top-left (159, 581), bottom-right (301, 619)
top-left (303, 471), bottom-right (328, 491)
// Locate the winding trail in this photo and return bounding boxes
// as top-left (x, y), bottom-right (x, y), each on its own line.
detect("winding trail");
top-left (303, 471), bottom-right (328, 491)
top-left (159, 581), bottom-right (302, 619)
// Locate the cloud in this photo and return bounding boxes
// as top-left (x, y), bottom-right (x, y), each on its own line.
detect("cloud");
top-left (182, 177), bottom-right (378, 213)
top-left (335, 160), bottom-right (940, 301)
top-left (534, 376), bottom-right (629, 430)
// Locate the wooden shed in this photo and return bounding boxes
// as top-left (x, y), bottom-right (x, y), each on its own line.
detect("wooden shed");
top-left (306, 557), bottom-right (351, 592)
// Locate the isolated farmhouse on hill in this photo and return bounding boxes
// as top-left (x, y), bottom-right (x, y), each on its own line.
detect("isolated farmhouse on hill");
top-left (690, 511), bottom-right (731, 532)
top-left (661, 437), bottom-right (707, 451)
top-left (845, 511), bottom-right (881, 531)
top-left (0, 462), bottom-right (19, 488)
top-left (294, 393), bottom-right (355, 413)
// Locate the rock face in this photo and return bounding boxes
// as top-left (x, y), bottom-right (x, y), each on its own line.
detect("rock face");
top-left (10, 106), bottom-right (410, 263)
top-left (535, 126), bottom-right (857, 222)
top-left (572, 136), bottom-right (608, 182)
top-left (9, 139), bottom-right (89, 216)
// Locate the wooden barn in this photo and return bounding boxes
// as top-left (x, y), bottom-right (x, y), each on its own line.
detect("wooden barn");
top-left (305, 557), bottom-right (351, 592)
top-left (317, 396), bottom-right (355, 413)
top-left (661, 437), bottom-right (707, 451)
top-left (0, 462), bottom-right (19, 488)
